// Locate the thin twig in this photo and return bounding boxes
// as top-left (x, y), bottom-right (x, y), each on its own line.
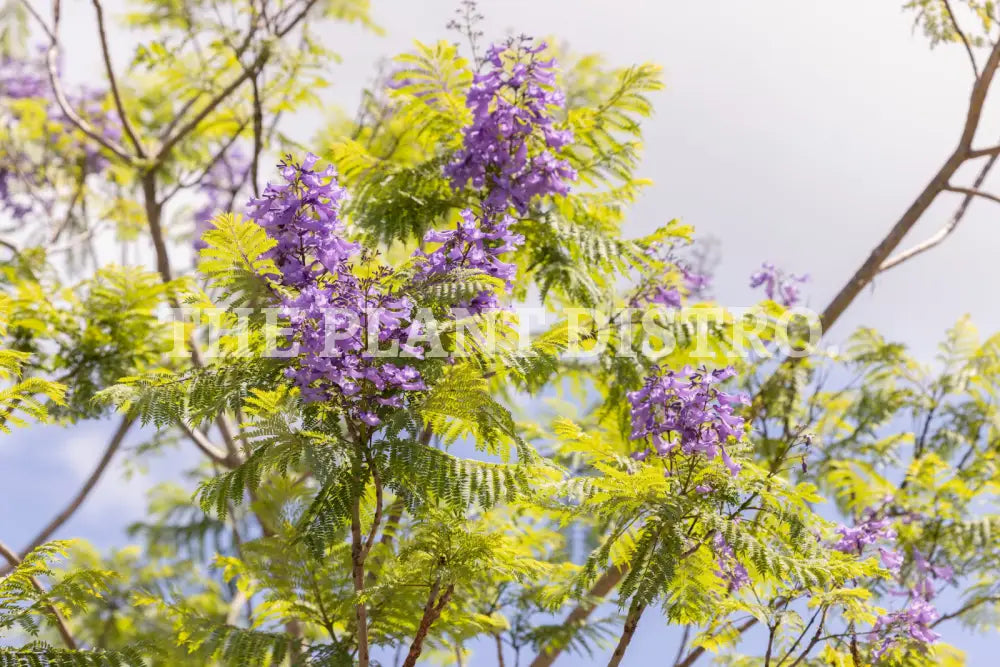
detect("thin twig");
top-left (36, 0), bottom-right (133, 164)
top-left (943, 0), bottom-right (980, 78)
top-left (880, 151), bottom-right (1000, 272)
top-left (179, 422), bottom-right (231, 465)
top-left (91, 0), bottom-right (145, 157)
top-left (943, 184), bottom-right (1000, 206)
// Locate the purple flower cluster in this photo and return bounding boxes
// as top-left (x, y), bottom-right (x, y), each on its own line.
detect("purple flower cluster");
top-left (194, 147), bottom-right (251, 251)
top-left (627, 366), bottom-right (749, 476)
top-left (827, 505), bottom-right (952, 657)
top-left (713, 532), bottom-right (750, 591)
top-left (831, 505), bottom-right (905, 576)
top-left (417, 37), bottom-right (575, 313)
top-left (749, 262), bottom-right (808, 307)
top-left (871, 548), bottom-right (953, 659)
top-left (831, 509), bottom-right (897, 556)
top-left (248, 154), bottom-right (426, 423)
top-left (872, 598), bottom-right (940, 655)
top-left (444, 37), bottom-right (575, 215)
top-left (631, 266), bottom-right (709, 310)
top-left (0, 54), bottom-right (49, 100)
top-left (414, 208), bottom-right (524, 313)
top-left (0, 54), bottom-right (120, 220)
top-left (242, 37), bottom-right (579, 420)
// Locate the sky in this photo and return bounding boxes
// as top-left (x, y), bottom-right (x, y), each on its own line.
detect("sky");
top-left (3, 0), bottom-right (1000, 664)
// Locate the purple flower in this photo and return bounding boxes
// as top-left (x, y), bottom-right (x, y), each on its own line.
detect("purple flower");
top-left (831, 510), bottom-right (896, 554)
top-left (868, 547), bottom-right (952, 658)
top-left (879, 547), bottom-right (904, 573)
top-left (1, 54), bottom-right (121, 219)
top-left (249, 155), bottom-right (428, 423)
top-left (872, 597), bottom-right (940, 659)
top-left (194, 147), bottom-right (251, 251)
top-left (695, 484), bottom-right (713, 494)
top-left (413, 208), bottom-right (524, 314)
top-left (414, 36), bottom-right (578, 314)
top-left (713, 533), bottom-right (749, 590)
top-left (627, 366), bottom-right (748, 476)
top-left (749, 262), bottom-right (808, 307)
top-left (444, 37), bottom-right (575, 216)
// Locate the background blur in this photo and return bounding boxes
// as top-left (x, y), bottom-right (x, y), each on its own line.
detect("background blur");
top-left (3, 1), bottom-right (999, 663)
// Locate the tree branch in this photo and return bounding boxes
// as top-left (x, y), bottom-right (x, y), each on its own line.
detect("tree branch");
top-left (154, 50), bottom-right (269, 164)
top-left (528, 565), bottom-right (628, 667)
top-left (880, 151), bottom-right (1000, 272)
top-left (33, 0), bottom-right (134, 164)
top-left (402, 578), bottom-right (456, 667)
top-left (817, 36), bottom-right (1000, 334)
top-left (91, 0), bottom-right (145, 157)
top-left (351, 488), bottom-right (371, 667)
top-left (179, 422), bottom-right (231, 465)
top-left (607, 600), bottom-right (646, 667)
top-left (932, 594), bottom-right (1000, 626)
top-left (943, 0), bottom-right (980, 78)
top-left (943, 184), bottom-right (1000, 206)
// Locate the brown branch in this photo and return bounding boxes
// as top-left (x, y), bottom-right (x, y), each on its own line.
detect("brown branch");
top-left (787, 607), bottom-right (828, 667)
top-left (154, 50), bottom-right (268, 164)
top-left (250, 71), bottom-right (263, 197)
top-left (17, 0), bottom-right (55, 40)
top-left (943, 0), bottom-right (980, 78)
top-left (776, 607), bottom-right (820, 666)
top-left (817, 37), bottom-right (1000, 334)
top-left (351, 491), bottom-right (371, 667)
top-left (215, 414), bottom-right (241, 463)
top-left (36, 0), bottom-right (134, 164)
top-left (152, 0), bottom-right (319, 169)
top-left (0, 540), bottom-right (78, 649)
top-left (401, 579), bottom-right (456, 667)
top-left (91, 0), bottom-right (145, 157)
top-left (967, 144), bottom-right (1000, 158)
top-left (943, 184), bottom-right (1000, 206)
top-left (606, 600), bottom-right (646, 667)
top-left (0, 416), bottom-right (134, 577)
top-left (138, 172), bottom-right (174, 284)
top-left (179, 422), bottom-right (230, 465)
top-left (932, 594), bottom-right (1000, 626)
top-left (528, 565), bottom-right (628, 667)
top-left (880, 151), bottom-right (1000, 272)
top-left (362, 454), bottom-right (384, 559)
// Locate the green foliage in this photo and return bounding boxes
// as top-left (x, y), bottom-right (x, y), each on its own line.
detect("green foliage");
top-left (3, 3), bottom-right (1000, 666)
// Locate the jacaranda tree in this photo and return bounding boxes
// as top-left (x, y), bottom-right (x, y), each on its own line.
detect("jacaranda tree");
top-left (2, 0), bottom-right (1000, 665)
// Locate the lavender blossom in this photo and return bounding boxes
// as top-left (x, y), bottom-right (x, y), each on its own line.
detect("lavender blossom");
top-left (627, 366), bottom-right (749, 476)
top-left (444, 37), bottom-right (575, 215)
top-left (413, 208), bottom-right (524, 313)
top-left (194, 148), bottom-right (251, 251)
top-left (749, 262), bottom-right (808, 307)
top-left (1, 54), bottom-right (120, 218)
top-left (249, 154), bottom-right (426, 421)
top-left (871, 598), bottom-right (941, 659)
top-left (713, 533), bottom-right (750, 590)
top-left (831, 509), bottom-right (896, 555)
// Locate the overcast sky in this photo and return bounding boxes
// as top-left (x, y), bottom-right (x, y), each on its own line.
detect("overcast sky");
top-left (4, 1), bottom-right (1000, 664)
